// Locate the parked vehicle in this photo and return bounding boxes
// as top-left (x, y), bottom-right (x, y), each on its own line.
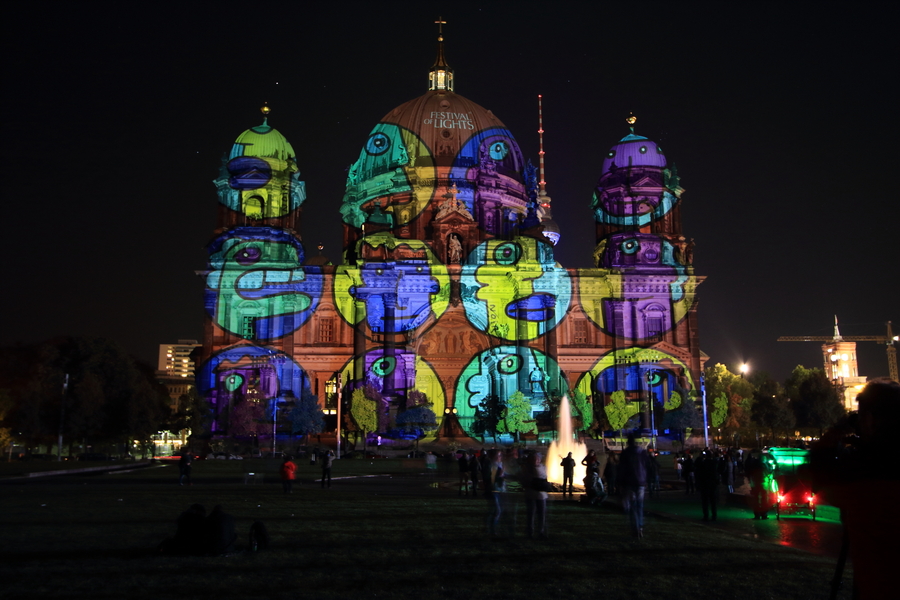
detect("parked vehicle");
top-left (768, 447), bottom-right (816, 520)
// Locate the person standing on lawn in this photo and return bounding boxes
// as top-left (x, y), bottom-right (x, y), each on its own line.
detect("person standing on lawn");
top-left (469, 451), bottom-right (481, 497)
top-left (560, 452), bottom-right (576, 497)
top-left (458, 450), bottom-right (471, 496)
top-left (523, 452), bottom-right (549, 538)
top-left (280, 455), bottom-right (297, 494)
top-left (618, 433), bottom-right (651, 538)
top-left (582, 449), bottom-right (598, 478)
top-left (321, 450), bottom-right (334, 488)
top-left (483, 449), bottom-right (505, 536)
top-left (695, 449), bottom-right (719, 521)
top-left (178, 449), bottom-right (193, 486)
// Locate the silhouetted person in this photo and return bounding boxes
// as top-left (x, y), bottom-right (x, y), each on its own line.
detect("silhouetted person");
top-left (458, 450), bottom-right (471, 496)
top-left (560, 452), bottom-right (576, 497)
top-left (695, 450), bottom-right (719, 521)
top-left (812, 378), bottom-right (900, 600)
top-left (178, 450), bottom-right (193, 486)
top-left (682, 451), bottom-right (695, 494)
top-left (619, 433), bottom-right (651, 538)
top-left (745, 449), bottom-right (768, 519)
top-left (524, 452), bottom-right (549, 538)
top-left (321, 450), bottom-right (334, 488)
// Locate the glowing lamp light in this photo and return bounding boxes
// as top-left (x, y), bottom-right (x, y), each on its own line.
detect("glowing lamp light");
top-left (778, 495), bottom-right (785, 503)
top-left (261, 102), bottom-right (271, 115)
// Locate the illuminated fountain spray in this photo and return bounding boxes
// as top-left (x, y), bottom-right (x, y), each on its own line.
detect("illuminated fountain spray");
top-left (545, 395), bottom-right (587, 484)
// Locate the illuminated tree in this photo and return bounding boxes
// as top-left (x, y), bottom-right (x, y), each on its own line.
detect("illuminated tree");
top-left (664, 390), bottom-right (683, 410)
top-left (605, 390), bottom-right (640, 431)
top-left (395, 403), bottom-right (437, 450)
top-left (571, 390), bottom-right (593, 433)
top-left (350, 388), bottom-right (377, 448)
top-left (711, 393), bottom-right (728, 428)
top-left (229, 399), bottom-right (267, 438)
top-left (501, 391), bottom-right (537, 441)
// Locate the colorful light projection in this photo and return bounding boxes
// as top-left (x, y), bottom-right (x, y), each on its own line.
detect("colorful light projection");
top-left (334, 234), bottom-right (449, 335)
top-left (460, 236), bottom-right (571, 340)
top-left (447, 127), bottom-right (526, 217)
top-left (454, 346), bottom-right (567, 435)
top-left (198, 345), bottom-right (312, 428)
top-left (579, 232), bottom-right (696, 340)
top-left (336, 347), bottom-right (446, 411)
top-left (204, 227), bottom-right (324, 340)
top-left (341, 123), bottom-right (437, 229)
top-left (574, 347), bottom-right (694, 412)
top-left (217, 122), bottom-right (306, 219)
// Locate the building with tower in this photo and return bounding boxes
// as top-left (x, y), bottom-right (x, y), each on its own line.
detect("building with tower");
top-left (196, 25), bottom-right (706, 449)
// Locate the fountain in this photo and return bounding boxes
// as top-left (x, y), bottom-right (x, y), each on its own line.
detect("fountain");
top-left (544, 395), bottom-right (588, 484)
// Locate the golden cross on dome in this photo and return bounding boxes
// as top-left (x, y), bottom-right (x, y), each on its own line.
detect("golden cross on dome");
top-left (435, 17), bottom-right (446, 39)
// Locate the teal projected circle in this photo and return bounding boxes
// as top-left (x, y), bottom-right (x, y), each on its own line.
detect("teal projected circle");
top-left (493, 242), bottom-right (522, 266)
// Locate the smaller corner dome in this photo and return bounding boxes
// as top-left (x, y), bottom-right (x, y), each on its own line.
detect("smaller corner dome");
top-left (601, 133), bottom-right (666, 175)
top-left (231, 120), bottom-right (296, 162)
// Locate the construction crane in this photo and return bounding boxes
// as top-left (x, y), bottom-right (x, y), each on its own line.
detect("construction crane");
top-left (778, 319), bottom-right (898, 382)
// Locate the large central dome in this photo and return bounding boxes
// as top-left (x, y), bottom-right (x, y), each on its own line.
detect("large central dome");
top-left (340, 89), bottom-right (528, 233)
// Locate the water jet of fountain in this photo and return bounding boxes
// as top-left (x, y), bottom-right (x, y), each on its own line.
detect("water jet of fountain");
top-left (545, 395), bottom-right (588, 484)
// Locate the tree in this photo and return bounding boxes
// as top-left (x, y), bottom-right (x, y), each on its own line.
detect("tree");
top-left (750, 374), bottom-right (795, 445)
top-left (500, 391), bottom-right (536, 441)
top-left (290, 394), bottom-right (325, 442)
top-left (473, 394), bottom-right (503, 443)
top-left (350, 388), bottom-right (377, 448)
top-left (229, 398), bottom-right (267, 438)
top-left (395, 405), bottom-right (437, 450)
top-left (664, 390), bottom-right (683, 410)
top-left (605, 390), bottom-right (641, 431)
top-left (662, 396), bottom-right (703, 446)
top-left (793, 370), bottom-right (845, 436)
top-left (711, 393), bottom-right (728, 428)
top-left (571, 390), bottom-right (593, 433)
top-left (704, 363), bottom-right (754, 436)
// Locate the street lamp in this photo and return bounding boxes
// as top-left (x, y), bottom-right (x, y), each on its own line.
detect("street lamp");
top-left (740, 363), bottom-right (749, 379)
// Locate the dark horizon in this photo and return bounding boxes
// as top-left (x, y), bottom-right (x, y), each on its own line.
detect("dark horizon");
top-left (3, 2), bottom-right (897, 382)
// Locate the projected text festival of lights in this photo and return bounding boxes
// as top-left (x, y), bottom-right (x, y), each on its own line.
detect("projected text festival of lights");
top-left (198, 47), bottom-right (704, 442)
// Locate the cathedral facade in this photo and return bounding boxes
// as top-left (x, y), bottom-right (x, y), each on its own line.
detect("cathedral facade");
top-left (196, 34), bottom-right (706, 443)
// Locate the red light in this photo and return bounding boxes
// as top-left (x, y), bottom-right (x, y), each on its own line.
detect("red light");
top-left (777, 495), bottom-right (785, 503)
top-left (807, 495), bottom-right (815, 503)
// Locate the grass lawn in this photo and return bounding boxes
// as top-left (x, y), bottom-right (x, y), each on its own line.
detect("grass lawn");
top-left (0, 459), bottom-right (849, 600)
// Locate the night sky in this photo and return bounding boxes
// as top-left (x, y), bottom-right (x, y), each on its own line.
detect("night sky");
top-left (4, 2), bottom-right (897, 381)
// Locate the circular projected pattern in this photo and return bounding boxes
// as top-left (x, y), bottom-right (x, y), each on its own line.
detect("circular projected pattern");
top-left (460, 237), bottom-right (571, 341)
top-left (336, 348), bottom-right (446, 415)
top-left (454, 346), bottom-right (567, 437)
top-left (205, 228), bottom-right (324, 340)
top-left (341, 123), bottom-right (436, 229)
top-left (579, 232), bottom-right (695, 341)
top-left (573, 347), bottom-right (693, 411)
top-left (198, 345), bottom-right (310, 401)
top-left (334, 236), bottom-right (449, 338)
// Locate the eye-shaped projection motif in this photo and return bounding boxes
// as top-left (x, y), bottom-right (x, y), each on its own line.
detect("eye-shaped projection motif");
top-left (494, 242), bottom-right (522, 266)
top-left (371, 356), bottom-right (396, 378)
top-left (573, 348), bottom-right (693, 417)
top-left (227, 157), bottom-right (272, 191)
top-left (489, 141), bottom-right (510, 160)
top-left (334, 235), bottom-right (450, 338)
top-left (335, 348), bottom-right (446, 414)
top-left (620, 238), bottom-right (640, 255)
top-left (224, 373), bottom-right (244, 392)
top-left (639, 146), bottom-right (648, 154)
top-left (454, 346), bottom-right (567, 436)
top-left (205, 228), bottom-right (324, 340)
top-left (341, 124), bottom-right (436, 229)
top-left (366, 132), bottom-right (391, 156)
top-left (580, 233), bottom-right (696, 341)
top-left (198, 345), bottom-right (311, 410)
top-left (460, 236), bottom-right (571, 341)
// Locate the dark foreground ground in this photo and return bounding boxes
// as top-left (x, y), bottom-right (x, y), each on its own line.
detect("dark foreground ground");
top-left (0, 458), bottom-right (853, 600)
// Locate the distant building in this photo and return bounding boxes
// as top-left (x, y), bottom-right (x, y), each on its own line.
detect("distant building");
top-left (156, 339), bottom-right (201, 404)
top-left (822, 339), bottom-right (867, 411)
